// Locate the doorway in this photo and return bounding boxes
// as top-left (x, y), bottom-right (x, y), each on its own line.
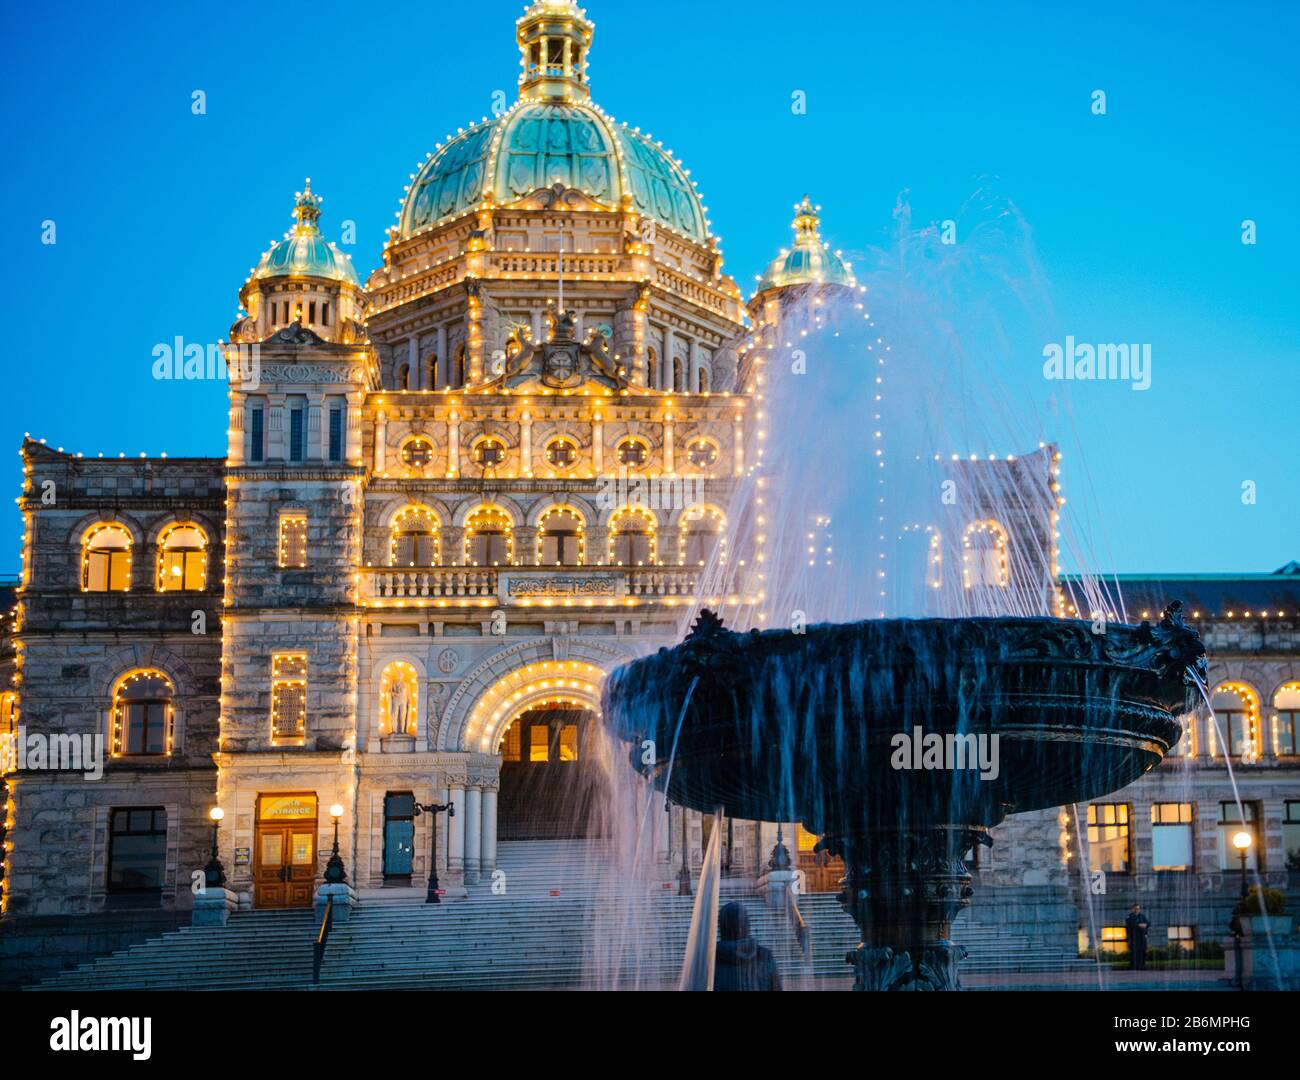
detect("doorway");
top-left (497, 706), bottom-right (609, 840)
top-left (253, 793), bottom-right (318, 909)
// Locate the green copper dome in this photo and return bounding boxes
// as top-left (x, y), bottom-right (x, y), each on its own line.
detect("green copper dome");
top-left (253, 180), bottom-right (359, 286)
top-left (756, 196), bottom-right (856, 294)
top-left (399, 102), bottom-right (708, 242)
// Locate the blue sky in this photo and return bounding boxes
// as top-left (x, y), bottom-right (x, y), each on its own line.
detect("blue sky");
top-left (1, 0), bottom-right (1296, 575)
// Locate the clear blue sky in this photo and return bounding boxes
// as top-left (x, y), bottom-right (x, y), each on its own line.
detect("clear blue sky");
top-left (1, 0), bottom-right (1295, 575)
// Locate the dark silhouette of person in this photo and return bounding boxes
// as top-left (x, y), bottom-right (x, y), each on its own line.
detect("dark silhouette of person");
top-left (1125, 903), bottom-right (1150, 971)
top-left (714, 901), bottom-right (782, 991)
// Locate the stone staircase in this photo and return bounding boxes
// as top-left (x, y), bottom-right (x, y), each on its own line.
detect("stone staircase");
top-left (31, 839), bottom-right (1088, 990)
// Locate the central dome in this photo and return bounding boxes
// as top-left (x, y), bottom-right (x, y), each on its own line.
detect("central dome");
top-left (397, 3), bottom-right (707, 243)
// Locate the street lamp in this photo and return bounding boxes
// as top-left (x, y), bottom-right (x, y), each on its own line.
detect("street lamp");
top-left (414, 798), bottom-right (454, 904)
top-left (1229, 829), bottom-right (1253, 989)
top-left (323, 803), bottom-right (348, 885)
top-left (204, 807), bottom-right (227, 888)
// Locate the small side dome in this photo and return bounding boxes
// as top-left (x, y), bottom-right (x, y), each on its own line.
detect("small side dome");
top-left (252, 179), bottom-right (359, 286)
top-left (755, 196), bottom-right (856, 294)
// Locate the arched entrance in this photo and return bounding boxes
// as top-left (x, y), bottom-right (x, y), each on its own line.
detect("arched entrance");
top-left (497, 704), bottom-right (609, 840)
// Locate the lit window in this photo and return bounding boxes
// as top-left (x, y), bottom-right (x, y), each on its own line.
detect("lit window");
top-left (1167, 926), bottom-right (1195, 953)
top-left (1151, 802), bottom-right (1194, 871)
top-left (1099, 926), bottom-right (1129, 955)
top-left (108, 808), bottom-right (167, 893)
top-left (686, 440), bottom-right (718, 469)
top-left (391, 507), bottom-right (440, 567)
top-left (83, 524), bottom-right (132, 592)
top-left (529, 723), bottom-right (549, 763)
top-left (1274, 684), bottom-right (1300, 756)
top-left (112, 670), bottom-right (173, 756)
top-left (272, 654), bottom-right (308, 742)
top-left (962, 520), bottom-right (1009, 588)
top-left (1211, 683), bottom-right (1260, 760)
top-left (1086, 803), bottom-right (1130, 874)
top-left (610, 509), bottom-right (655, 566)
top-left (279, 513), bottom-right (308, 568)
top-left (557, 723), bottom-right (578, 762)
top-left (402, 439), bottom-right (433, 468)
top-left (157, 524), bottom-right (207, 592)
top-left (0, 691), bottom-right (17, 738)
top-left (545, 439), bottom-right (577, 469)
top-left (474, 439), bottom-right (506, 468)
top-left (617, 439), bottom-right (648, 468)
top-left (501, 723), bottom-right (522, 763)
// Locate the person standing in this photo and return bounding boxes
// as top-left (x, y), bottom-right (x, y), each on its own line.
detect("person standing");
top-left (1125, 903), bottom-right (1150, 971)
top-left (714, 902), bottom-right (782, 991)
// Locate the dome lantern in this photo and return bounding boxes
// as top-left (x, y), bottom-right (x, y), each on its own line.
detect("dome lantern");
top-left (753, 195), bottom-right (857, 298)
top-left (517, 0), bottom-right (594, 104)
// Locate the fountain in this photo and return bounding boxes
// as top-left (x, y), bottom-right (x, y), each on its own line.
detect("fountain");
top-left (602, 604), bottom-right (1206, 990)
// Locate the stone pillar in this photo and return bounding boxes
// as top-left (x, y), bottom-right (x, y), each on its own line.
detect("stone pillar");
top-left (375, 414), bottom-right (387, 473)
top-left (448, 782), bottom-right (466, 879)
top-left (521, 413), bottom-right (533, 475)
top-left (664, 413), bottom-right (675, 473)
top-left (448, 414), bottom-right (460, 477)
top-left (592, 416), bottom-right (604, 473)
top-left (482, 787), bottom-right (498, 876)
top-left (464, 786), bottom-right (482, 883)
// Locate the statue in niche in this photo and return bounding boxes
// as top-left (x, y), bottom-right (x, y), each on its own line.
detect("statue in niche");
top-left (387, 676), bottom-right (412, 736)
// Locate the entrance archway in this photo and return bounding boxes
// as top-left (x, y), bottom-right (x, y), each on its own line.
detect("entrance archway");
top-left (497, 704), bottom-right (609, 840)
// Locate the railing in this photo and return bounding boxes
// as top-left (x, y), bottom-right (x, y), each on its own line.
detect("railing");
top-left (312, 896), bottom-right (334, 986)
top-left (364, 568), bottom-right (498, 600)
top-left (361, 565), bottom-right (705, 603)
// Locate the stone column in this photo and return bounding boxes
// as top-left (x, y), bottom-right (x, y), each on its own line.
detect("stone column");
top-left (448, 414), bottom-right (460, 477)
top-left (521, 413), bottom-right (533, 476)
top-left (375, 413), bottom-right (387, 473)
top-left (464, 786), bottom-right (482, 883)
top-left (664, 413), bottom-right (675, 474)
top-left (448, 781), bottom-right (466, 880)
top-left (481, 786), bottom-right (498, 876)
top-left (592, 416), bottom-right (604, 474)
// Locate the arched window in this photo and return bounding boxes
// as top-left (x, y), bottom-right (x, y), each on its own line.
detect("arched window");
top-left (380, 661), bottom-right (420, 738)
top-left (698, 366), bottom-right (711, 393)
top-left (538, 507), bottom-right (584, 566)
top-left (83, 524), bottom-right (132, 592)
top-left (401, 438), bottom-right (434, 469)
top-left (672, 356), bottom-right (685, 392)
top-left (647, 347), bottom-right (659, 389)
top-left (1274, 683), bottom-right (1300, 757)
top-left (616, 438), bottom-right (648, 470)
top-left (391, 506), bottom-right (440, 567)
top-left (610, 508), bottom-right (656, 566)
top-left (465, 506), bottom-right (513, 566)
top-left (545, 438), bottom-right (577, 471)
top-left (961, 520), bottom-right (1009, 589)
top-left (680, 506), bottom-right (725, 567)
top-left (454, 345), bottom-right (468, 387)
top-left (426, 353), bottom-right (439, 390)
top-left (112, 670), bottom-right (174, 757)
top-left (1211, 683), bottom-right (1260, 761)
top-left (396, 363), bottom-right (411, 390)
top-left (157, 523), bottom-right (207, 592)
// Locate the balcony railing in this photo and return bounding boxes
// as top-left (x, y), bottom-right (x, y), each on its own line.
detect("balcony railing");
top-left (360, 565), bottom-right (704, 604)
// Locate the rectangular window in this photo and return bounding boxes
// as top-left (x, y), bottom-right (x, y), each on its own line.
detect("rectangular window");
top-left (1277, 712), bottom-right (1299, 756)
top-left (108, 807), bottom-right (167, 892)
top-left (502, 724), bottom-right (521, 762)
top-left (1099, 926), bottom-right (1129, 955)
top-left (321, 302), bottom-right (330, 325)
top-left (159, 549), bottom-right (205, 592)
top-left (328, 405), bottom-right (344, 463)
top-left (529, 723), bottom-right (549, 763)
top-left (1284, 801), bottom-right (1300, 871)
top-left (1167, 925), bottom-right (1195, 953)
top-left (249, 406), bottom-right (265, 463)
top-left (557, 723), bottom-right (578, 762)
top-left (86, 549), bottom-right (131, 592)
top-left (279, 513), bottom-right (308, 568)
top-left (289, 406), bottom-right (305, 462)
top-left (1086, 803), bottom-right (1131, 873)
top-left (271, 653), bottom-right (308, 742)
top-left (308, 301), bottom-right (317, 324)
top-left (383, 793), bottom-right (416, 881)
top-left (1218, 801), bottom-right (1260, 870)
top-left (1151, 802), bottom-right (1194, 871)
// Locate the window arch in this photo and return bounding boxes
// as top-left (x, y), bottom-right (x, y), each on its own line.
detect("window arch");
top-left (390, 506), bottom-right (441, 567)
top-left (82, 524), bottom-right (132, 592)
top-left (396, 363), bottom-right (411, 390)
top-left (1211, 682), bottom-right (1261, 761)
top-left (544, 436), bottom-right (578, 472)
top-left (111, 670), bottom-right (174, 757)
top-left (538, 506), bottom-right (585, 566)
top-left (1274, 683), bottom-right (1300, 757)
top-left (465, 505), bottom-right (514, 567)
top-left (679, 506), bottom-right (726, 567)
top-left (380, 661), bottom-right (420, 738)
top-left (961, 520), bottom-right (1009, 589)
top-left (156, 523), bottom-right (208, 592)
top-left (609, 508), bottom-right (657, 566)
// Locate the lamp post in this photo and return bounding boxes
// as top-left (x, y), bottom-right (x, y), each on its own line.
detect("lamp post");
top-left (414, 798), bottom-right (454, 904)
top-left (1229, 829), bottom-right (1252, 989)
top-left (204, 807), bottom-right (227, 888)
top-left (323, 803), bottom-right (348, 885)
top-left (678, 804), bottom-right (692, 897)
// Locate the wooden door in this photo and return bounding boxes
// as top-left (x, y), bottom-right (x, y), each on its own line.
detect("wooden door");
top-left (254, 823), bottom-right (316, 908)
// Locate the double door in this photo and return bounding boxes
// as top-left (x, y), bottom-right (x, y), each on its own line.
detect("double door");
top-left (254, 822), bottom-right (316, 908)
